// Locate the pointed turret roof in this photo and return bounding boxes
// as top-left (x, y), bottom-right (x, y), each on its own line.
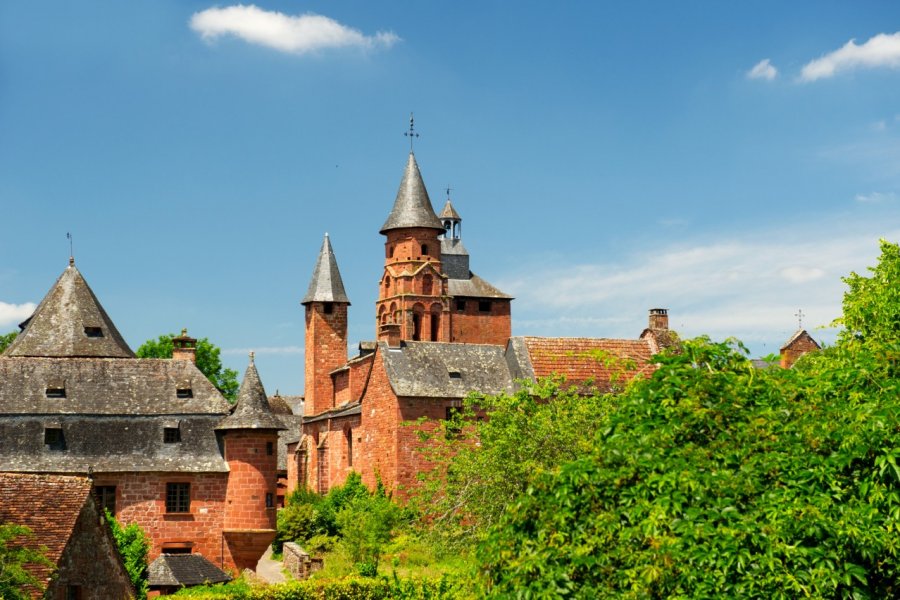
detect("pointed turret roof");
top-left (380, 153), bottom-right (444, 234)
top-left (5, 260), bottom-right (134, 358)
top-left (217, 354), bottom-right (287, 431)
top-left (439, 198), bottom-right (461, 220)
top-left (301, 234), bottom-right (350, 305)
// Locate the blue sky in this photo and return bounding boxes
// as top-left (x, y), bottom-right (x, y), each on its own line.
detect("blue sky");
top-left (3, 1), bottom-right (900, 394)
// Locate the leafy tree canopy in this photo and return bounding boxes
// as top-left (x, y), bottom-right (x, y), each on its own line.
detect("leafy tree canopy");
top-left (476, 241), bottom-right (900, 598)
top-left (0, 523), bottom-right (51, 600)
top-left (136, 333), bottom-right (239, 402)
top-left (0, 331), bottom-right (17, 355)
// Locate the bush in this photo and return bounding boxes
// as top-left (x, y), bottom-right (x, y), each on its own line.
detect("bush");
top-left (171, 574), bottom-right (462, 599)
top-left (105, 511), bottom-right (150, 600)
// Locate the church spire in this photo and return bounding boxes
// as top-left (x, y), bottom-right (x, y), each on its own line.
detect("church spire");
top-left (379, 153), bottom-right (444, 235)
top-left (301, 234), bottom-right (350, 306)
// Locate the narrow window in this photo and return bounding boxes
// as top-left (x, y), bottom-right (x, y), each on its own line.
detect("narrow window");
top-left (83, 326), bottom-right (103, 338)
top-left (176, 387), bottom-right (193, 399)
top-left (44, 428), bottom-right (64, 450)
top-left (478, 300), bottom-right (491, 312)
top-left (165, 482), bottom-right (190, 513)
top-left (422, 274), bottom-right (433, 295)
top-left (421, 244), bottom-right (428, 256)
top-left (266, 441), bottom-right (274, 456)
top-left (346, 428), bottom-right (353, 467)
top-left (323, 302), bottom-right (334, 314)
top-left (46, 387), bottom-right (66, 398)
top-left (94, 485), bottom-right (117, 516)
top-left (456, 299), bottom-right (466, 312)
top-left (412, 313), bottom-right (422, 341)
top-left (66, 585), bottom-right (82, 600)
top-left (266, 493), bottom-right (274, 508)
top-left (164, 428), bottom-right (181, 443)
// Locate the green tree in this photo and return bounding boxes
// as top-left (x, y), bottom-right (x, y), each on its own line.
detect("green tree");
top-left (0, 523), bottom-right (51, 600)
top-left (336, 494), bottom-right (402, 576)
top-left (136, 333), bottom-right (239, 402)
top-left (0, 331), bottom-right (17, 355)
top-left (105, 511), bottom-right (149, 600)
top-left (476, 241), bottom-right (900, 598)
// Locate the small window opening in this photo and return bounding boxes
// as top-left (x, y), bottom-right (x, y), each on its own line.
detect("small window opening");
top-left (164, 428), bottom-right (181, 443)
top-left (266, 493), bottom-right (274, 508)
top-left (83, 326), bottom-right (103, 338)
top-left (65, 585), bottom-right (82, 600)
top-left (46, 387), bottom-right (66, 398)
top-left (421, 244), bottom-right (428, 256)
top-left (165, 482), bottom-right (190, 513)
top-left (323, 302), bottom-right (334, 314)
top-left (161, 547), bottom-right (192, 555)
top-left (266, 441), bottom-right (274, 456)
top-left (346, 428), bottom-right (353, 467)
top-left (478, 301), bottom-right (491, 312)
top-left (44, 427), bottom-right (64, 450)
top-left (95, 486), bottom-right (116, 516)
top-left (445, 406), bottom-right (462, 439)
top-left (456, 299), bottom-right (466, 312)
top-left (448, 371), bottom-right (462, 379)
top-left (176, 388), bottom-right (193, 399)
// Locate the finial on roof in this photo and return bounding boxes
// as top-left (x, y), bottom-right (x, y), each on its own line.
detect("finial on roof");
top-left (404, 112), bottom-right (419, 152)
top-left (181, 328), bottom-right (188, 337)
top-left (446, 185), bottom-right (452, 200)
top-left (67, 232), bottom-right (74, 266)
top-left (249, 351), bottom-right (255, 365)
top-left (795, 308), bottom-right (805, 329)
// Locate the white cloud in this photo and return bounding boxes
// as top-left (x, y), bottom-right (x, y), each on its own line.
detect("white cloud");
top-left (855, 191), bottom-right (898, 204)
top-left (190, 5), bottom-right (399, 55)
top-left (747, 58), bottom-right (778, 81)
top-left (0, 301), bottom-right (36, 328)
top-left (223, 345), bottom-right (304, 355)
top-left (497, 218), bottom-right (900, 355)
top-left (801, 32), bottom-right (900, 82)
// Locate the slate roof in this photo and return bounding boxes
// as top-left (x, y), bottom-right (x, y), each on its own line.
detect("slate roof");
top-left (379, 341), bottom-right (515, 398)
top-left (0, 357), bottom-right (230, 415)
top-left (440, 238), bottom-right (469, 257)
top-left (0, 473), bottom-right (94, 586)
top-left (447, 273), bottom-right (513, 299)
top-left (303, 402), bottom-right (362, 424)
top-left (148, 554), bottom-right (231, 587)
top-left (6, 262), bottom-right (134, 358)
top-left (301, 234), bottom-right (350, 305)
top-left (217, 356), bottom-right (287, 431)
top-left (380, 153), bottom-right (444, 234)
top-left (439, 198), bottom-right (461, 220)
top-left (515, 337), bottom-right (657, 392)
top-left (270, 394), bottom-right (302, 471)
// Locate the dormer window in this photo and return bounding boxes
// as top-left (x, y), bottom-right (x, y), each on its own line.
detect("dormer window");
top-left (46, 387), bottom-right (66, 398)
top-left (176, 387), bottom-right (193, 399)
top-left (448, 371), bottom-right (462, 379)
top-left (164, 427), bottom-right (181, 443)
top-left (83, 326), bottom-right (103, 338)
top-left (44, 427), bottom-right (64, 450)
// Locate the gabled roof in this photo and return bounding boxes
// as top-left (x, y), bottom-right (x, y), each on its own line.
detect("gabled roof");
top-left (301, 234), bottom-right (350, 305)
top-left (448, 273), bottom-right (513, 299)
top-left (0, 473), bottom-right (94, 585)
top-left (149, 554), bottom-right (231, 587)
top-left (380, 153), bottom-right (444, 234)
top-left (780, 329), bottom-right (820, 352)
top-left (379, 341), bottom-right (515, 398)
top-left (513, 336), bottom-right (656, 393)
top-left (439, 198), bottom-right (461, 220)
top-left (217, 355), bottom-right (287, 431)
top-left (5, 261), bottom-right (134, 358)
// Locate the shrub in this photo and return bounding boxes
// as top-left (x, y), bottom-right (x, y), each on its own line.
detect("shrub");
top-left (105, 511), bottom-right (150, 600)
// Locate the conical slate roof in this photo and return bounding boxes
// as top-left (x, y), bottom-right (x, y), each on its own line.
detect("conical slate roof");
top-left (301, 234), bottom-right (350, 305)
top-left (439, 199), bottom-right (461, 220)
top-left (380, 153), bottom-right (444, 234)
top-left (217, 354), bottom-right (287, 431)
top-left (5, 260), bottom-right (134, 358)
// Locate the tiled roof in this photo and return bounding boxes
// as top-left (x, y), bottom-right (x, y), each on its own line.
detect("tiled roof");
top-left (301, 234), bottom-right (350, 305)
top-left (780, 329), bottom-right (820, 351)
top-left (5, 263), bottom-right (134, 358)
top-left (267, 395), bottom-right (294, 415)
top-left (217, 357), bottom-right (286, 431)
top-left (148, 554), bottom-right (231, 587)
top-left (518, 337), bottom-right (656, 392)
top-left (447, 273), bottom-right (512, 299)
top-left (380, 153), bottom-right (444, 234)
top-left (0, 473), bottom-right (93, 586)
top-left (302, 402), bottom-right (362, 424)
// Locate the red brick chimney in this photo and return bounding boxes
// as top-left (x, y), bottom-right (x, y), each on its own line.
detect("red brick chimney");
top-left (380, 323), bottom-right (402, 348)
top-left (172, 329), bottom-right (197, 364)
top-left (649, 308), bottom-right (669, 330)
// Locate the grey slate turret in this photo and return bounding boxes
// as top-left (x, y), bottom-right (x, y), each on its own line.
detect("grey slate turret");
top-left (5, 260), bottom-right (135, 358)
top-left (301, 234), bottom-right (350, 305)
top-left (217, 354), bottom-right (287, 431)
top-left (380, 153), bottom-right (444, 234)
top-left (439, 199), bottom-right (461, 220)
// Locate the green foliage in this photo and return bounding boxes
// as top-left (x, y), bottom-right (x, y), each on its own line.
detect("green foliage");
top-left (136, 333), bottom-right (240, 402)
top-left (477, 242), bottom-right (900, 598)
top-left (411, 378), bottom-right (613, 547)
top-left (0, 523), bottom-right (51, 600)
top-left (0, 331), bottom-right (17, 355)
top-left (169, 574), bottom-right (462, 599)
top-left (336, 494), bottom-right (403, 574)
top-left (105, 510), bottom-right (150, 600)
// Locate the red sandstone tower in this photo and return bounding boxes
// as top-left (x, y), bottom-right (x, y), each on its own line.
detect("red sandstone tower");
top-left (216, 353), bottom-right (286, 571)
top-left (302, 234), bottom-right (351, 416)
top-left (376, 152), bottom-right (451, 344)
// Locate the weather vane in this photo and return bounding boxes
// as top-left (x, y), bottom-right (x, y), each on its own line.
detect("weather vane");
top-left (404, 112), bottom-right (419, 151)
top-left (795, 308), bottom-right (805, 329)
top-left (446, 185), bottom-right (452, 200)
top-left (67, 232), bottom-right (74, 265)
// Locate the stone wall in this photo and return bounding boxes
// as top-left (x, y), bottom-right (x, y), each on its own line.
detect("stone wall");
top-left (283, 542), bottom-right (323, 580)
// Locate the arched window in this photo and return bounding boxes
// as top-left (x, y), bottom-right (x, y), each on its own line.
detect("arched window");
top-left (412, 304), bottom-right (425, 341)
top-left (430, 305), bottom-right (441, 341)
top-left (422, 274), bottom-right (433, 295)
top-left (346, 428), bottom-right (353, 467)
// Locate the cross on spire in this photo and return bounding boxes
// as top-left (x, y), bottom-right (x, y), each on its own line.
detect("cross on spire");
top-left (404, 112), bottom-right (419, 151)
top-left (67, 232), bottom-right (74, 266)
top-left (446, 185), bottom-right (452, 200)
top-left (795, 308), bottom-right (805, 329)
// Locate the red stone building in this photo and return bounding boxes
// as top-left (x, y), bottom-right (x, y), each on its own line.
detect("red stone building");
top-left (0, 262), bottom-right (284, 575)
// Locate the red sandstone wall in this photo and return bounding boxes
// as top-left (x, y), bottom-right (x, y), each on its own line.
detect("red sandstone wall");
top-left (304, 302), bottom-right (348, 416)
top-left (349, 354), bottom-right (374, 402)
top-left (223, 432), bottom-right (278, 530)
top-left (781, 334), bottom-right (820, 369)
top-left (356, 352), bottom-right (400, 491)
top-left (451, 299), bottom-right (511, 345)
top-left (395, 396), bottom-right (460, 499)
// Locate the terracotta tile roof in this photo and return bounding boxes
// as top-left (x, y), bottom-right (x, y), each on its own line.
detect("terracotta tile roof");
top-left (520, 337), bottom-right (656, 392)
top-left (0, 473), bottom-right (92, 586)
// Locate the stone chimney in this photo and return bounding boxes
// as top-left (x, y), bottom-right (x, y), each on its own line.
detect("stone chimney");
top-left (172, 328), bottom-right (197, 364)
top-left (648, 308), bottom-right (669, 330)
top-left (380, 323), bottom-right (402, 348)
